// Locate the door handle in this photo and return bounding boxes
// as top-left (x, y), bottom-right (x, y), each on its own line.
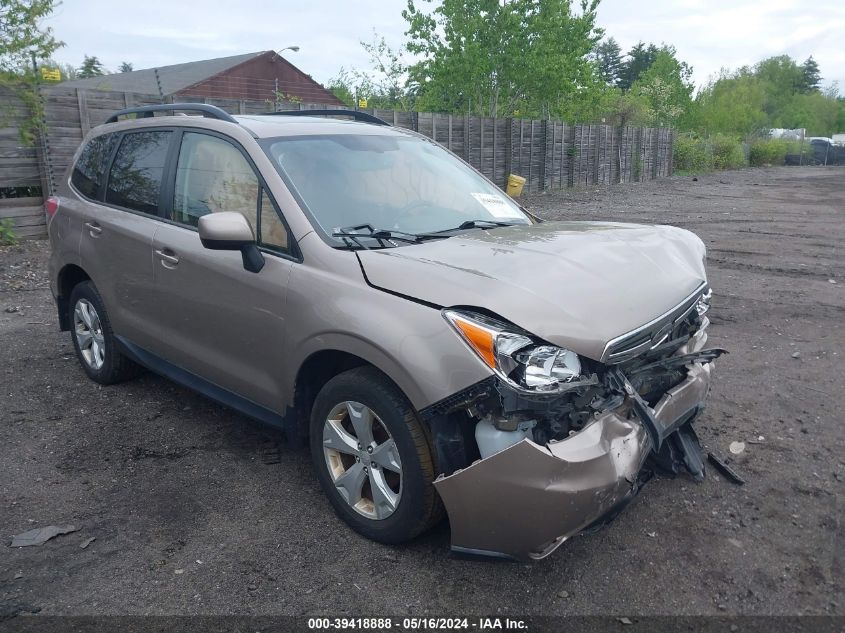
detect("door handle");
top-left (155, 249), bottom-right (180, 267)
top-left (84, 221), bottom-right (102, 237)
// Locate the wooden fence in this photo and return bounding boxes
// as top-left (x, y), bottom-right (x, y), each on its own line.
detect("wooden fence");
top-left (1, 85), bottom-right (674, 239)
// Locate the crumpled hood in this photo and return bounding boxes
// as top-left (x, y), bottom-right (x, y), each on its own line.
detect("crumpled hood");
top-left (357, 221), bottom-right (707, 361)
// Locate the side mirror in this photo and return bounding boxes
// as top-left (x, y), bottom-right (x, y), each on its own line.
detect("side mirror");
top-left (198, 212), bottom-right (265, 273)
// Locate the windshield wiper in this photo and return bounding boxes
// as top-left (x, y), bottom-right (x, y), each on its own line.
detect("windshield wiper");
top-left (332, 224), bottom-right (446, 249)
top-left (429, 219), bottom-right (520, 234)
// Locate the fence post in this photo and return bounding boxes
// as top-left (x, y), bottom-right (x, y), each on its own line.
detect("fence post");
top-left (463, 115), bottom-right (470, 162)
top-left (33, 85), bottom-right (54, 199)
top-left (448, 114), bottom-right (453, 151)
top-left (652, 127), bottom-right (660, 179)
top-left (594, 125), bottom-right (600, 185)
top-left (528, 120), bottom-right (534, 192)
top-left (539, 120), bottom-right (548, 191)
top-left (504, 118), bottom-right (513, 189)
top-left (480, 117), bottom-right (484, 173)
top-left (667, 128), bottom-right (674, 176)
top-left (492, 118), bottom-right (497, 184)
top-left (76, 88), bottom-right (90, 136)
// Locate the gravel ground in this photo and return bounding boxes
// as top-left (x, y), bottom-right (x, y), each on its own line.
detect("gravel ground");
top-left (0, 166), bottom-right (842, 617)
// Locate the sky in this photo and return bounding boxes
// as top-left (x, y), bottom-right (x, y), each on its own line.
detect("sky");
top-left (45, 0), bottom-right (845, 91)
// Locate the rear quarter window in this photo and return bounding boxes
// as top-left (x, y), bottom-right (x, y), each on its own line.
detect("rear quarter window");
top-left (105, 130), bottom-right (172, 215)
top-left (71, 133), bottom-right (118, 199)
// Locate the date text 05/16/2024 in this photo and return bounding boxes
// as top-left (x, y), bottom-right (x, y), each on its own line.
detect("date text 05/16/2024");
top-left (307, 618), bottom-right (528, 630)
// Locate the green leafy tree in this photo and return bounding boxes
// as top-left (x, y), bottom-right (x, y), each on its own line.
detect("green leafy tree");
top-left (118, 61), bottom-right (133, 73)
top-left (693, 68), bottom-right (768, 136)
top-left (629, 49), bottom-right (693, 127)
top-left (593, 36), bottom-right (623, 86)
top-left (521, 0), bottom-right (604, 119)
top-left (0, 0), bottom-right (63, 75)
top-left (327, 67), bottom-right (357, 107)
top-left (78, 55), bottom-right (105, 78)
top-left (403, 0), bottom-right (603, 118)
top-left (754, 55), bottom-right (804, 123)
top-left (603, 89), bottom-right (653, 127)
top-left (325, 33), bottom-right (410, 110)
top-left (359, 31), bottom-right (412, 110)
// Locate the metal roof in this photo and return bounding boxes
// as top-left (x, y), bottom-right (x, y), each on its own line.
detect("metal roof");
top-left (59, 52), bottom-right (265, 95)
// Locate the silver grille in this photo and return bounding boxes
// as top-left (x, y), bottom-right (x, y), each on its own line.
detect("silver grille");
top-left (600, 282), bottom-right (709, 364)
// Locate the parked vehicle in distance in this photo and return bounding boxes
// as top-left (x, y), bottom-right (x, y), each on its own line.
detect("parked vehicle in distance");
top-left (47, 104), bottom-right (722, 560)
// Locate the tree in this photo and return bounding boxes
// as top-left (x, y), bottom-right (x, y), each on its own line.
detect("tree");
top-left (326, 67), bottom-right (357, 107)
top-left (799, 56), bottom-right (821, 93)
top-left (0, 0), bottom-right (63, 75)
top-left (693, 68), bottom-right (768, 136)
top-left (78, 55), bottom-right (105, 78)
top-left (603, 90), bottom-right (652, 127)
top-left (118, 61), bottom-right (133, 73)
top-left (403, 0), bottom-right (603, 118)
top-left (359, 31), bottom-right (412, 110)
top-left (325, 33), bottom-right (410, 110)
top-left (593, 37), bottom-right (622, 86)
top-left (629, 49), bottom-right (694, 127)
top-left (617, 41), bottom-right (659, 91)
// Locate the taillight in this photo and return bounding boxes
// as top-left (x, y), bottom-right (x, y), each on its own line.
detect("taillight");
top-left (44, 197), bottom-right (60, 222)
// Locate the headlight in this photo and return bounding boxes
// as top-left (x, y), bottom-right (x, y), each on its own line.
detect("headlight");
top-left (443, 310), bottom-right (583, 393)
top-left (696, 288), bottom-right (712, 316)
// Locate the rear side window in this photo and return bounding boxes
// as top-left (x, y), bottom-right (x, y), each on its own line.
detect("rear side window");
top-left (105, 131), bottom-right (172, 215)
top-left (71, 133), bottom-right (117, 199)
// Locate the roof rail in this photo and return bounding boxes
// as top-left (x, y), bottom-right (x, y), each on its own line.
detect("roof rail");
top-left (105, 103), bottom-right (238, 124)
top-left (259, 109), bottom-right (389, 126)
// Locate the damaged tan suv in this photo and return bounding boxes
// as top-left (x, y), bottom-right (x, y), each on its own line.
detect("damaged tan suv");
top-left (48, 104), bottom-right (722, 560)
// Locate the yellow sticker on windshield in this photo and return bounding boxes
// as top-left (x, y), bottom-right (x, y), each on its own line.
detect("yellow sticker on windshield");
top-left (471, 193), bottom-right (523, 219)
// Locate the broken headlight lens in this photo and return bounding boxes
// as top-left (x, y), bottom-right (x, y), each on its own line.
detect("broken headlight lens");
top-left (443, 310), bottom-right (583, 393)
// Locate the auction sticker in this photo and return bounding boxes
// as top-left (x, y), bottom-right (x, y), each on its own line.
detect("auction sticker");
top-left (471, 193), bottom-right (524, 219)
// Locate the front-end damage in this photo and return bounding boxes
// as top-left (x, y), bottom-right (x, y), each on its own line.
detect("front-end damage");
top-left (427, 293), bottom-right (725, 561)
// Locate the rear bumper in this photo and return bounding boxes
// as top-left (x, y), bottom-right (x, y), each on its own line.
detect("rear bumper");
top-left (433, 357), bottom-right (714, 561)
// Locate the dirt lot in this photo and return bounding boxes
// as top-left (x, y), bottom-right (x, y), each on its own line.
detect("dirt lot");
top-left (1, 166), bottom-right (842, 617)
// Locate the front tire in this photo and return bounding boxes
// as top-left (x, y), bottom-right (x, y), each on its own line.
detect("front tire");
top-left (69, 281), bottom-right (141, 385)
top-left (309, 366), bottom-right (443, 544)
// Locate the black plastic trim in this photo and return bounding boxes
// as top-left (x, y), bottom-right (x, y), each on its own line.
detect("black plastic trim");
top-left (115, 335), bottom-right (291, 431)
top-left (259, 109), bottom-right (389, 126)
top-left (418, 377), bottom-right (495, 421)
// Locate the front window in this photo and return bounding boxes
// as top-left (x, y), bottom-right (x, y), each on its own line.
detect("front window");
top-left (172, 132), bottom-right (291, 253)
top-left (262, 133), bottom-right (530, 243)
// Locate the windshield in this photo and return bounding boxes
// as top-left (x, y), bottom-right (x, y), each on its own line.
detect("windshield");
top-left (262, 133), bottom-right (531, 241)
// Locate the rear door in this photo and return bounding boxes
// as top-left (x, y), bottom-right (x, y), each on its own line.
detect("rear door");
top-left (78, 128), bottom-right (174, 351)
top-left (149, 129), bottom-right (296, 412)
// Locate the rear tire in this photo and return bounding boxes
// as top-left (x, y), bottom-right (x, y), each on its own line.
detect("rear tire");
top-left (309, 366), bottom-right (443, 544)
top-left (68, 281), bottom-right (142, 385)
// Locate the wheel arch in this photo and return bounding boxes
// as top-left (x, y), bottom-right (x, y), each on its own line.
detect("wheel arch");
top-left (56, 264), bottom-right (92, 330)
top-left (291, 341), bottom-right (428, 442)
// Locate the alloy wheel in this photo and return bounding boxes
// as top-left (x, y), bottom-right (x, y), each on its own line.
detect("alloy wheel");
top-left (322, 401), bottom-right (403, 520)
top-left (73, 298), bottom-right (105, 370)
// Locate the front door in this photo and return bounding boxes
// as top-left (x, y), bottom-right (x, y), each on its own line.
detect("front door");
top-left (149, 130), bottom-right (296, 413)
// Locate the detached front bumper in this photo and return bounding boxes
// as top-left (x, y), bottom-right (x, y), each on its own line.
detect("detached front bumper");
top-left (433, 353), bottom-right (715, 561)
